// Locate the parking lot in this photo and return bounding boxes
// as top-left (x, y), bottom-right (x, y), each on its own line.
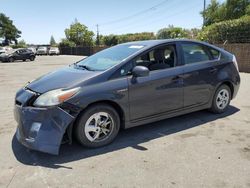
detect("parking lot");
top-left (0, 55), bottom-right (250, 188)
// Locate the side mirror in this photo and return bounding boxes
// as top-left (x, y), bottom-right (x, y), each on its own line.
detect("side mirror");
top-left (132, 66), bottom-right (149, 77)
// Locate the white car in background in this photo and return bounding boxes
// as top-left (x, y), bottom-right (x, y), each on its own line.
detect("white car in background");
top-left (0, 46), bottom-right (13, 54)
top-left (49, 47), bottom-right (60, 55)
top-left (36, 46), bottom-right (48, 55)
top-left (28, 47), bottom-right (37, 54)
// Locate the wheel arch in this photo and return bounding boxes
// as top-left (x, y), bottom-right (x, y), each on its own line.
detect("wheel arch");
top-left (83, 100), bottom-right (126, 128)
top-left (67, 100), bottom-right (126, 143)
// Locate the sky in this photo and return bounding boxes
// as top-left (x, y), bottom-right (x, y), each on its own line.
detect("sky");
top-left (0, 0), bottom-right (225, 44)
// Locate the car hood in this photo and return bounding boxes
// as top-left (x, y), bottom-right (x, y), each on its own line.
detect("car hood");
top-left (27, 66), bottom-right (101, 93)
top-left (0, 52), bottom-right (9, 56)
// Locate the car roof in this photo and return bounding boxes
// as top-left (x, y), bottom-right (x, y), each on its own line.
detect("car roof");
top-left (118, 39), bottom-right (229, 54)
top-left (120, 39), bottom-right (211, 46)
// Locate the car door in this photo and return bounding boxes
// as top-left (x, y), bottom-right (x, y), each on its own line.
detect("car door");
top-left (23, 49), bottom-right (31, 59)
top-left (128, 43), bottom-right (184, 121)
top-left (12, 50), bottom-right (22, 60)
top-left (180, 42), bottom-right (219, 108)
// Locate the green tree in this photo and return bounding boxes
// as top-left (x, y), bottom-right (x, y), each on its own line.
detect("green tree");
top-left (246, 4), bottom-right (250, 15)
top-left (201, 0), bottom-right (250, 26)
top-left (186, 28), bottom-right (201, 39)
top-left (198, 16), bottom-right (250, 43)
top-left (11, 39), bottom-right (27, 48)
top-left (156, 26), bottom-right (188, 39)
top-left (117, 32), bottom-right (155, 43)
top-left (50, 35), bottom-right (56, 46)
top-left (103, 35), bottom-right (118, 46)
top-left (64, 20), bottom-right (94, 46)
top-left (58, 38), bottom-right (76, 48)
top-left (101, 32), bottom-right (156, 46)
top-left (18, 39), bottom-right (26, 47)
top-left (0, 13), bottom-right (21, 45)
top-left (201, 0), bottom-right (221, 26)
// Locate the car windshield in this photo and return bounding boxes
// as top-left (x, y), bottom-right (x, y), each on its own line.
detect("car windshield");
top-left (75, 44), bottom-right (145, 71)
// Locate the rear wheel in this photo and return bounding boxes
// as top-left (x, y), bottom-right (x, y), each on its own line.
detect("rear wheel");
top-left (75, 104), bottom-right (120, 148)
top-left (210, 84), bottom-right (231, 114)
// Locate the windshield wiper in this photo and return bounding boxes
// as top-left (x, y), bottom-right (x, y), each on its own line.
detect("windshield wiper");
top-left (75, 64), bottom-right (93, 71)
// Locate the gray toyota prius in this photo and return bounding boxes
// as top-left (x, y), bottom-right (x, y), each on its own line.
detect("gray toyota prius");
top-left (14, 39), bottom-right (240, 155)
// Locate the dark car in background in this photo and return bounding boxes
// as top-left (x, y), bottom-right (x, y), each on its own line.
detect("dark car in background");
top-left (0, 48), bottom-right (36, 62)
top-left (14, 39), bottom-right (240, 155)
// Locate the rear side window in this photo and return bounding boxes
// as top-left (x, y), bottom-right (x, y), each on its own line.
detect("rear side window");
top-left (209, 48), bottom-right (220, 60)
top-left (181, 43), bottom-right (210, 64)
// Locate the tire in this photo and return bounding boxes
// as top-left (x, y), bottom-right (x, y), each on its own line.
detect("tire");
top-left (75, 104), bottom-right (120, 148)
top-left (30, 56), bottom-right (35, 61)
top-left (8, 57), bottom-right (14, 62)
top-left (210, 84), bottom-right (231, 114)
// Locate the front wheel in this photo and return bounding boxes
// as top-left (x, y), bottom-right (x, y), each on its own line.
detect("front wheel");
top-left (75, 104), bottom-right (120, 148)
top-left (210, 84), bottom-right (231, 114)
top-left (8, 57), bottom-right (14, 62)
top-left (30, 56), bottom-right (35, 61)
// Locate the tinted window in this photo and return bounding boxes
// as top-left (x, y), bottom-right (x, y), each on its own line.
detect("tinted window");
top-left (181, 43), bottom-right (210, 64)
top-left (209, 48), bottom-right (220, 60)
top-left (111, 62), bottom-right (133, 79)
top-left (135, 45), bottom-right (176, 71)
top-left (111, 44), bottom-right (177, 79)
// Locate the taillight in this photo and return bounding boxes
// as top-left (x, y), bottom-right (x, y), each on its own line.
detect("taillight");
top-left (232, 55), bottom-right (239, 72)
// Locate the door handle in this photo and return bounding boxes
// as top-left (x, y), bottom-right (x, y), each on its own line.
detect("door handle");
top-left (172, 75), bottom-right (183, 82)
top-left (172, 75), bottom-right (181, 81)
top-left (210, 67), bottom-right (218, 73)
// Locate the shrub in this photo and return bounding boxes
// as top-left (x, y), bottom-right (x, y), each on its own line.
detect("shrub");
top-left (198, 16), bottom-right (250, 43)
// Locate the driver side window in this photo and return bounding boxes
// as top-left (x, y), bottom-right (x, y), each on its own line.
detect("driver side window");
top-left (110, 44), bottom-right (177, 79)
top-left (135, 44), bottom-right (176, 71)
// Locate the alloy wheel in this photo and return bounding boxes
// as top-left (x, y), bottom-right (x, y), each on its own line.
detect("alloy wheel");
top-left (84, 112), bottom-right (114, 142)
top-left (216, 89), bottom-right (230, 110)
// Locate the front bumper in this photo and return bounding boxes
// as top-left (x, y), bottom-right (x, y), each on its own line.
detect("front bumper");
top-left (0, 56), bottom-right (9, 62)
top-left (49, 51), bottom-right (58, 55)
top-left (14, 88), bottom-right (75, 155)
top-left (37, 51), bottom-right (47, 55)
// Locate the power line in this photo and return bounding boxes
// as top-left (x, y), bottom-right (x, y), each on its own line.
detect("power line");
top-left (100, 0), bottom-right (181, 33)
top-left (100, 2), bottom-right (202, 35)
top-left (99, 0), bottom-right (170, 26)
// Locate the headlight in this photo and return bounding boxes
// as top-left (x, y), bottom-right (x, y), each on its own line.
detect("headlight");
top-left (33, 87), bottom-right (80, 107)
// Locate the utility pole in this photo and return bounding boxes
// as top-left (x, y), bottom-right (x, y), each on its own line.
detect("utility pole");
top-left (203, 0), bottom-right (206, 27)
top-left (96, 24), bottom-right (100, 46)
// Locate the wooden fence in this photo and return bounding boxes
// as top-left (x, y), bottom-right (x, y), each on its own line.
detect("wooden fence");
top-left (215, 43), bottom-right (250, 73)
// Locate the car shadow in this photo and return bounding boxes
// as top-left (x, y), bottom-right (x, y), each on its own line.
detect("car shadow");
top-left (12, 106), bottom-right (240, 169)
top-left (0, 60), bottom-right (32, 63)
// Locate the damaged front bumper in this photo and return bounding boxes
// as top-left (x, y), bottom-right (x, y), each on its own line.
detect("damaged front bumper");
top-left (14, 88), bottom-right (76, 155)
